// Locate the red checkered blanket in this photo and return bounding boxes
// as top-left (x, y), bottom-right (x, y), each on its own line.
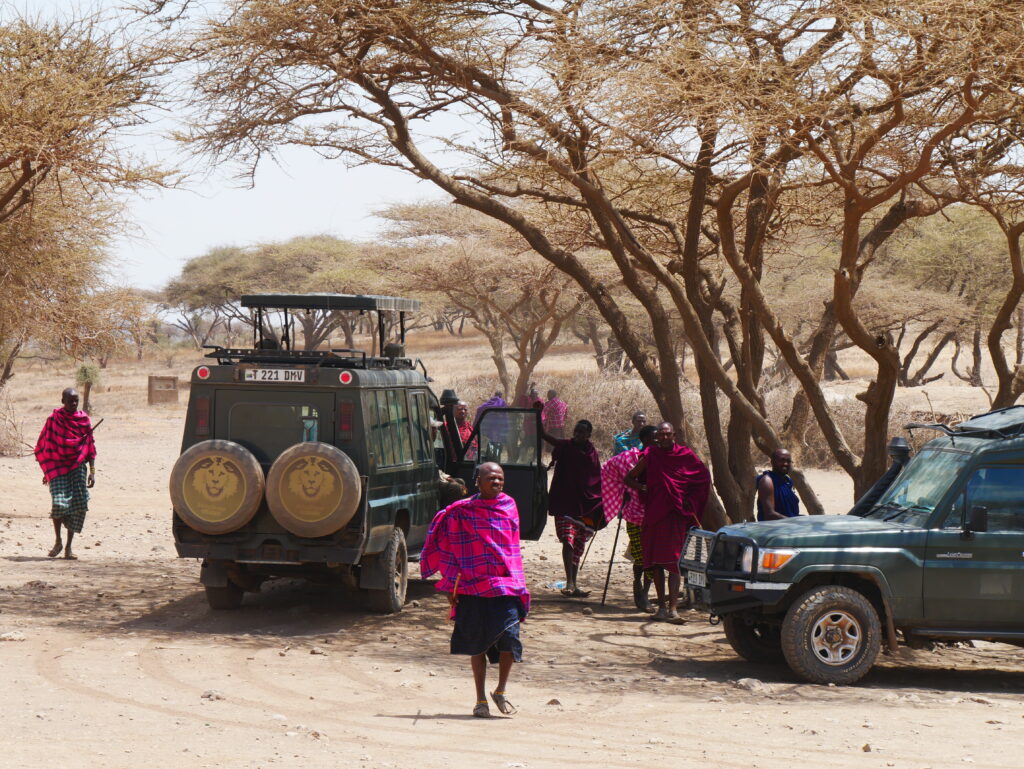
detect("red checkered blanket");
top-left (34, 408), bottom-right (96, 482)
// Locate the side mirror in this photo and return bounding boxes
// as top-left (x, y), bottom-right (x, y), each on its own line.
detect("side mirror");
top-left (966, 505), bottom-right (988, 535)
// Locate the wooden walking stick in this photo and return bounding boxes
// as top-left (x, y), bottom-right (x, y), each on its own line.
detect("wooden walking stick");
top-left (601, 496), bottom-right (628, 606)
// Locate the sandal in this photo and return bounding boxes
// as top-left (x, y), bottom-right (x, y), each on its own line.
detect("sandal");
top-left (664, 610), bottom-right (685, 625)
top-left (63, 551), bottom-right (78, 561)
top-left (473, 701), bottom-right (491, 718)
top-left (48, 543), bottom-right (63, 558)
top-left (560, 587), bottom-right (590, 598)
top-left (490, 690), bottom-right (518, 716)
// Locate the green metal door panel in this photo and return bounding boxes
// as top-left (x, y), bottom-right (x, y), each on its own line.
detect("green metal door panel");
top-left (923, 531), bottom-right (1024, 626)
top-left (923, 464), bottom-right (1024, 627)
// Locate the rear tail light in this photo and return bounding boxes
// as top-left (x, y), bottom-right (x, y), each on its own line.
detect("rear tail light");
top-left (195, 396), bottom-right (211, 437)
top-left (338, 400), bottom-right (355, 442)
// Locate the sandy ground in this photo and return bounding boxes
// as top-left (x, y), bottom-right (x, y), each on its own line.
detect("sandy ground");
top-left (2, 351), bottom-right (1023, 769)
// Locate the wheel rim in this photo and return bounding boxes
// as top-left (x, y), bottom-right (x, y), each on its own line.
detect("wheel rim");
top-left (393, 544), bottom-right (407, 598)
top-left (810, 610), bottom-right (862, 665)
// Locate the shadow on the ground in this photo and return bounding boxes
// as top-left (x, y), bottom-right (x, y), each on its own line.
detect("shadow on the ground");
top-left (3, 556), bottom-right (1023, 701)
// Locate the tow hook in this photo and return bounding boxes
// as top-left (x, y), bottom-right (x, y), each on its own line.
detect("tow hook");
top-left (709, 614), bottom-right (721, 626)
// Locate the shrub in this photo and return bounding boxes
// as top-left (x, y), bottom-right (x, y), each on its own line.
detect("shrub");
top-left (0, 394), bottom-right (26, 457)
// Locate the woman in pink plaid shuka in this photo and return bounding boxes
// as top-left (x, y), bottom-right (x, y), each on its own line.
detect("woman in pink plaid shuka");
top-left (421, 463), bottom-right (528, 718)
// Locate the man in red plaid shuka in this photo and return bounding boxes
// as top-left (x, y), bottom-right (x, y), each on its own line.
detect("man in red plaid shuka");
top-left (421, 462), bottom-right (529, 718)
top-left (34, 388), bottom-right (97, 560)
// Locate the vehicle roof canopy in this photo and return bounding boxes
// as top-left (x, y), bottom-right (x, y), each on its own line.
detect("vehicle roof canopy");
top-left (241, 293), bottom-right (421, 313)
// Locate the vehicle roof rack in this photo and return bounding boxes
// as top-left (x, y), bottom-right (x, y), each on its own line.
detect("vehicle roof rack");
top-left (202, 345), bottom-right (419, 370)
top-left (907, 405), bottom-right (1024, 441)
top-left (951, 405), bottom-right (1024, 439)
top-left (241, 293), bottom-right (421, 312)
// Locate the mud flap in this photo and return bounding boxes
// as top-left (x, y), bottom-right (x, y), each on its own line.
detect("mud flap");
top-left (358, 552), bottom-right (388, 590)
top-left (200, 559), bottom-right (229, 588)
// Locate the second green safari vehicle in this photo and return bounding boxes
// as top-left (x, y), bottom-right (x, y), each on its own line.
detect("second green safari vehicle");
top-left (682, 406), bottom-right (1024, 685)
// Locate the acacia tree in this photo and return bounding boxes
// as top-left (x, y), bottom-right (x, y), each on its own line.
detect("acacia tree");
top-left (0, 11), bottom-right (170, 387)
top-left (0, 188), bottom-right (121, 390)
top-left (0, 14), bottom-right (169, 224)
top-left (178, 0), bottom-right (1024, 518)
top-left (163, 236), bottom-right (380, 349)
top-left (377, 202), bottom-right (587, 401)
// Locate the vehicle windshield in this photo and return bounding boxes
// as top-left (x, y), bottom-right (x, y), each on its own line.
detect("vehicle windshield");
top-left (864, 448), bottom-right (971, 526)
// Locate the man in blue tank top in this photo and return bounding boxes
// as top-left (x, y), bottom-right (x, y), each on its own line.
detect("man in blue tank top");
top-left (756, 449), bottom-right (801, 521)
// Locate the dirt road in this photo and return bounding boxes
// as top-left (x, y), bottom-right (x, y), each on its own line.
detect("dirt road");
top-left (2, 387), bottom-right (1023, 769)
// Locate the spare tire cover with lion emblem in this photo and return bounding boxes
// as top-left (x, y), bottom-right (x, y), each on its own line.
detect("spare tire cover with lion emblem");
top-left (265, 442), bottom-right (361, 537)
top-left (169, 440), bottom-right (265, 535)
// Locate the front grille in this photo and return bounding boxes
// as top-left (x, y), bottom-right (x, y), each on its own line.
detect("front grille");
top-left (682, 530), bottom-right (714, 567)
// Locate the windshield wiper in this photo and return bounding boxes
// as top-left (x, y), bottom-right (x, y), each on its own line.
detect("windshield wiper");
top-left (882, 503), bottom-right (932, 522)
top-left (865, 501), bottom-right (901, 519)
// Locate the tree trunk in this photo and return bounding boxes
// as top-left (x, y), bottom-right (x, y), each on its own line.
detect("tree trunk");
top-left (0, 340), bottom-right (23, 392)
top-left (1015, 306), bottom-right (1024, 367)
top-left (906, 330), bottom-right (954, 387)
top-left (586, 318), bottom-right (607, 370)
top-left (790, 468), bottom-right (825, 516)
top-left (898, 321), bottom-right (941, 386)
top-left (970, 321), bottom-right (984, 387)
top-left (988, 224), bottom-right (1024, 408)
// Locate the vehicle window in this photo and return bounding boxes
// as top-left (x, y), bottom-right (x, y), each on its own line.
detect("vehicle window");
top-left (229, 404), bottom-right (319, 464)
top-left (387, 389), bottom-right (413, 465)
top-left (409, 392), bottom-right (431, 464)
top-left (868, 448), bottom-right (971, 525)
top-left (944, 466), bottom-right (1024, 532)
top-left (477, 409), bottom-right (539, 467)
top-left (371, 390), bottom-right (397, 466)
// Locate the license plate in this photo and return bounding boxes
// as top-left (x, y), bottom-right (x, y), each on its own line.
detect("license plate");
top-left (244, 368), bottom-right (305, 383)
top-left (686, 570), bottom-right (706, 588)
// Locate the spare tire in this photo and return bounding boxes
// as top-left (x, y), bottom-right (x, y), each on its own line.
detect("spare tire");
top-left (265, 442), bottom-right (361, 537)
top-left (170, 440), bottom-right (265, 535)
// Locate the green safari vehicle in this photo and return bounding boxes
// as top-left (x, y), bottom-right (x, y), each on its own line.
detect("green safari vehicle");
top-left (170, 293), bottom-right (547, 612)
top-left (682, 407), bottom-right (1024, 684)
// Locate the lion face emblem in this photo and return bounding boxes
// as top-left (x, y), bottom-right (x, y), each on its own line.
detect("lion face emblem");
top-left (287, 458), bottom-right (336, 499)
top-left (191, 457), bottom-right (241, 500)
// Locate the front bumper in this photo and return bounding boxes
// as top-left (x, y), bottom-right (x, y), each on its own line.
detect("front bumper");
top-left (687, 578), bottom-right (793, 614)
top-left (681, 529), bottom-right (792, 616)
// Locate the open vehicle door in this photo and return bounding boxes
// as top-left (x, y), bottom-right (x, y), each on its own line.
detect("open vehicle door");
top-left (454, 408), bottom-right (548, 540)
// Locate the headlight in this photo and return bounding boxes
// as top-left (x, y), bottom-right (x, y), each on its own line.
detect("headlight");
top-left (740, 545), bottom-right (754, 573)
top-left (758, 548), bottom-right (798, 574)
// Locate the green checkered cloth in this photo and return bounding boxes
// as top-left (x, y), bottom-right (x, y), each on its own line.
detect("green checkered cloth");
top-left (49, 463), bottom-right (90, 533)
top-left (626, 522), bottom-right (654, 580)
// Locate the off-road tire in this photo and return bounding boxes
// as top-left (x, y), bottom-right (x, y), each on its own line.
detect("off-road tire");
top-left (205, 581), bottom-right (244, 610)
top-left (722, 614), bottom-right (785, 664)
top-left (365, 528), bottom-right (408, 614)
top-left (781, 585), bottom-right (881, 685)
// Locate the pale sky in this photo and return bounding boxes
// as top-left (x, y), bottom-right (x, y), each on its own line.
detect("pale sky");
top-left (114, 146), bottom-right (433, 290)
top-left (16, 0), bottom-right (438, 290)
